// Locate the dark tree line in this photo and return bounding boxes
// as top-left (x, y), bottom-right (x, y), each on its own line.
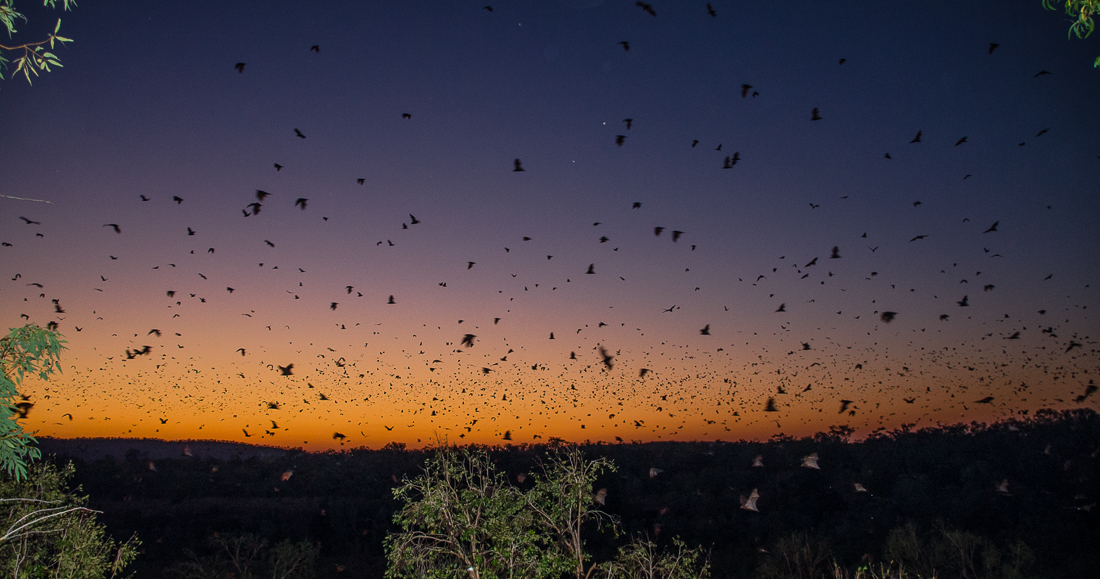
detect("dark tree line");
top-left (41, 408), bottom-right (1100, 578)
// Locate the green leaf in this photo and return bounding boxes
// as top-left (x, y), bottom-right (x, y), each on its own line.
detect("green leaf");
top-left (54, 17), bottom-right (60, 33)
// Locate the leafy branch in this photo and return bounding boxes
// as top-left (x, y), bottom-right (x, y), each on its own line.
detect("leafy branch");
top-left (1042, 0), bottom-right (1100, 66)
top-left (0, 0), bottom-right (76, 83)
top-left (0, 324), bottom-right (66, 481)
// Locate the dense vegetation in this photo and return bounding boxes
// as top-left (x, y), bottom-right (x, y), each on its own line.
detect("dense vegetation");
top-left (1, 324), bottom-right (138, 578)
top-left (36, 408), bottom-right (1098, 578)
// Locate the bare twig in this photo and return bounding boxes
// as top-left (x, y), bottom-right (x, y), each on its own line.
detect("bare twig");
top-left (0, 194), bottom-right (53, 204)
top-left (1, 505), bottom-right (101, 543)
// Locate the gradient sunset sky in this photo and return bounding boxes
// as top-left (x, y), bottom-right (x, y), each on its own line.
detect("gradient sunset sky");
top-left (2, 0), bottom-right (1098, 451)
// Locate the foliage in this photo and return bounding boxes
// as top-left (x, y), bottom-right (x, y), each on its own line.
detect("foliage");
top-left (1042, 0), bottom-right (1100, 66)
top-left (757, 532), bottom-right (831, 579)
top-left (385, 446), bottom-right (573, 579)
top-left (884, 522), bottom-right (1037, 579)
top-left (0, 0), bottom-right (75, 83)
top-left (828, 561), bottom-right (931, 579)
top-left (0, 324), bottom-right (66, 481)
top-left (168, 533), bottom-right (318, 579)
top-left (0, 461), bottom-right (139, 578)
top-left (524, 446), bottom-right (619, 578)
top-left (597, 537), bottom-right (711, 579)
top-left (757, 521), bottom-right (1039, 579)
top-left (385, 445), bottom-right (710, 579)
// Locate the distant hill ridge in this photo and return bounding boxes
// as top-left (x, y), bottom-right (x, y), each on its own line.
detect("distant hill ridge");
top-left (37, 436), bottom-right (293, 461)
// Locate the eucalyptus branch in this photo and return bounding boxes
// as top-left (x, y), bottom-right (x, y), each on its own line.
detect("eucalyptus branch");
top-left (1042, 0), bottom-right (1099, 66)
top-left (0, 32), bottom-right (53, 51)
top-left (0, 14), bottom-right (73, 82)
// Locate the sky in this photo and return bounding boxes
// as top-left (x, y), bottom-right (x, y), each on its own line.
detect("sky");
top-left (2, 0), bottom-right (1098, 451)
